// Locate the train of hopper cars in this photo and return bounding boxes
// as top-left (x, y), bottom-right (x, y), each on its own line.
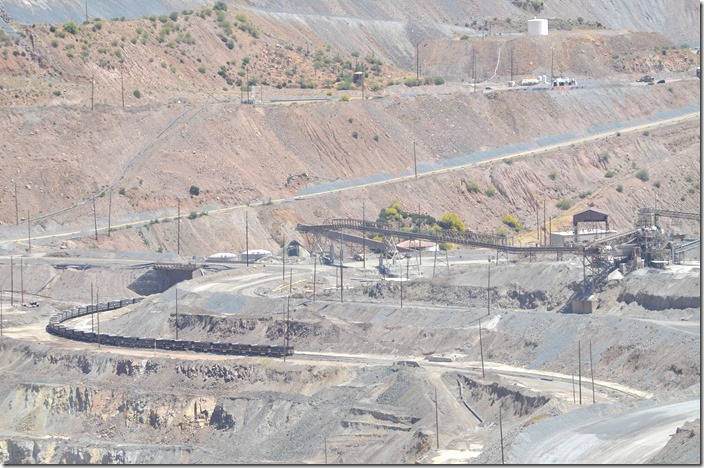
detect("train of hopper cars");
top-left (46, 297), bottom-right (294, 357)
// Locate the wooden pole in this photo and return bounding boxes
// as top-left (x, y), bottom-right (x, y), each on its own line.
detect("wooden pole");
top-left (14, 181), bottom-right (19, 225)
top-left (578, 341), bottom-right (582, 404)
top-left (20, 258), bottom-right (23, 305)
top-left (590, 339), bottom-right (595, 404)
top-left (499, 405), bottom-right (505, 464)
top-left (96, 287), bottom-right (100, 348)
top-left (479, 317), bottom-right (485, 378)
top-left (362, 202), bottom-right (366, 268)
top-left (413, 140), bottom-right (417, 178)
top-left (434, 388), bottom-right (440, 449)
top-left (282, 236), bottom-right (286, 281)
top-left (572, 374), bottom-right (575, 403)
top-left (27, 210), bottom-right (31, 253)
top-left (433, 247), bottom-right (437, 278)
top-left (313, 254), bottom-right (317, 302)
top-left (9, 257), bottom-right (13, 306)
top-left (107, 191), bottom-right (112, 236)
top-left (487, 264), bottom-right (491, 316)
top-left (177, 199), bottom-right (181, 255)
top-left (92, 198), bottom-right (98, 241)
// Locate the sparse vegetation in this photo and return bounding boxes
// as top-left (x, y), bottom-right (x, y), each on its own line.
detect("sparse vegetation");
top-left (616, 184), bottom-right (624, 193)
top-left (189, 185), bottom-right (200, 196)
top-left (466, 181), bottom-right (480, 193)
top-left (133, 89), bottom-right (142, 99)
top-left (635, 169), bottom-right (650, 182)
top-left (548, 170), bottom-right (557, 180)
top-left (485, 186), bottom-right (497, 197)
top-left (438, 213), bottom-right (467, 232)
top-left (604, 170), bottom-right (616, 178)
top-left (556, 199), bottom-right (573, 210)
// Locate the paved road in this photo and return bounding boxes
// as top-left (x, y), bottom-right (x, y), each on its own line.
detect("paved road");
top-left (515, 398), bottom-right (700, 464)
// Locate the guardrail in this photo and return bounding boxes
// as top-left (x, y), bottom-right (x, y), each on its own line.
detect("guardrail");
top-left (46, 298), bottom-right (293, 358)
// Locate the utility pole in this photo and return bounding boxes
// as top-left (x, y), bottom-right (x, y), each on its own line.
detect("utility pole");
top-left (245, 211), bottom-right (249, 266)
top-left (20, 258), bottom-right (23, 305)
top-left (175, 288), bottom-right (179, 340)
top-left (120, 62), bottom-right (125, 108)
top-left (282, 236), bottom-right (286, 281)
top-left (362, 202), bottom-right (366, 269)
top-left (91, 282), bottom-right (94, 333)
top-left (400, 274), bottom-right (404, 308)
top-left (27, 211), bottom-right (31, 253)
top-left (92, 198), bottom-right (98, 241)
top-left (590, 339), bottom-right (595, 404)
top-left (536, 208), bottom-right (540, 246)
top-left (96, 287), bottom-right (100, 348)
top-left (85, 1), bottom-right (88, 22)
top-left (572, 374), bottom-right (576, 403)
top-left (472, 48), bottom-right (477, 92)
top-left (413, 141), bottom-right (417, 178)
top-left (434, 388), bottom-right (440, 449)
top-left (433, 247), bottom-right (437, 277)
top-left (1, 287), bottom-right (3, 336)
top-left (487, 264), bottom-right (491, 315)
top-left (177, 199), bottom-right (181, 255)
top-left (578, 340), bottom-right (582, 404)
top-left (313, 254), bottom-right (317, 302)
top-left (479, 317), bottom-right (485, 378)
top-left (289, 268), bottom-right (293, 294)
top-left (543, 200), bottom-right (546, 246)
top-left (10, 257), bottom-right (13, 306)
top-left (339, 243), bottom-right (344, 303)
top-left (14, 181), bottom-right (18, 225)
top-left (510, 47), bottom-right (514, 82)
top-left (107, 191), bottom-right (112, 237)
top-left (499, 405), bottom-right (505, 464)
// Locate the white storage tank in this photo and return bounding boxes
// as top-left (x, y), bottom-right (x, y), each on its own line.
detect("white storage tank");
top-left (527, 18), bottom-right (548, 36)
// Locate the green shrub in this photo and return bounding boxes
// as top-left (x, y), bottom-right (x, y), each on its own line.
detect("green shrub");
top-left (439, 242), bottom-right (453, 251)
top-left (438, 213), bottom-right (467, 232)
top-left (556, 199), bottom-right (573, 210)
top-left (351, 131), bottom-right (358, 139)
top-left (616, 184), bottom-right (623, 193)
top-left (189, 185), bottom-right (200, 196)
top-left (635, 169), bottom-right (649, 182)
top-left (169, 11), bottom-right (179, 21)
top-left (53, 90), bottom-right (61, 96)
top-left (198, 65), bottom-right (206, 73)
top-left (433, 76), bottom-right (445, 85)
top-left (642, 130), bottom-right (650, 136)
top-left (466, 181), bottom-right (480, 193)
top-left (340, 94), bottom-right (350, 102)
top-left (495, 228), bottom-right (509, 237)
top-left (187, 211), bottom-right (198, 219)
top-left (63, 21), bottom-right (78, 35)
top-left (578, 191), bottom-right (592, 199)
top-left (548, 170), bottom-right (557, 180)
top-left (133, 89), bottom-right (142, 99)
top-left (604, 170), bottom-right (616, 178)
top-left (485, 186), bottom-right (497, 197)
top-left (653, 180), bottom-right (661, 188)
top-left (373, 135), bottom-right (379, 142)
top-left (404, 77), bottom-right (422, 87)
top-left (502, 214), bottom-right (520, 231)
top-left (51, 39), bottom-right (59, 48)
top-left (118, 188), bottom-right (126, 195)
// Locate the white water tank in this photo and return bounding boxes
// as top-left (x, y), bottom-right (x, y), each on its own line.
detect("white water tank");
top-left (527, 18), bottom-right (548, 36)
